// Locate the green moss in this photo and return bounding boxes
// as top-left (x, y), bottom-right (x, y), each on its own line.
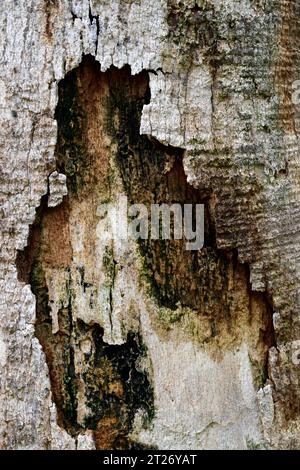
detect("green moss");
top-left (166, 0), bottom-right (221, 69)
top-left (246, 437), bottom-right (266, 450)
top-left (103, 246), bottom-right (117, 284)
top-left (248, 354), bottom-right (268, 389)
top-left (157, 303), bottom-right (186, 329)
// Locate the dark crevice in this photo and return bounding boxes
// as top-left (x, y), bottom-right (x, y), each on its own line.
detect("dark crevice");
top-left (71, 11), bottom-right (77, 22)
top-left (44, 0), bottom-right (58, 40)
top-left (88, 6), bottom-right (100, 54)
top-left (191, 3), bottom-right (201, 14)
top-left (245, 263), bottom-right (277, 388)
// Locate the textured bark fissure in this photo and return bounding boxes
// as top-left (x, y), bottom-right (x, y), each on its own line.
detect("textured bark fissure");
top-left (16, 55), bottom-right (276, 448)
top-left (264, 0), bottom-right (300, 428)
top-left (88, 5), bottom-right (100, 55)
top-left (276, 0), bottom-right (300, 135)
top-left (44, 0), bottom-right (58, 40)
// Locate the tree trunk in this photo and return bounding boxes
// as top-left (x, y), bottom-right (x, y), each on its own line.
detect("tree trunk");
top-left (0, 0), bottom-right (299, 450)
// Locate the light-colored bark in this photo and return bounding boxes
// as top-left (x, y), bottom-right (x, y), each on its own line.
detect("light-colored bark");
top-left (0, 0), bottom-right (299, 449)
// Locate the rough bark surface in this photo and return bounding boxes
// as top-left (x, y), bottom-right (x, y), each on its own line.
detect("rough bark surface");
top-left (0, 0), bottom-right (300, 449)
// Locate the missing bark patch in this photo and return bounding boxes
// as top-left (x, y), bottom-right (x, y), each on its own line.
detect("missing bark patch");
top-left (16, 56), bottom-right (276, 449)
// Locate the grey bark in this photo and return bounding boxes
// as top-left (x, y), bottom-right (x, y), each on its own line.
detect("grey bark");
top-left (0, 0), bottom-right (299, 449)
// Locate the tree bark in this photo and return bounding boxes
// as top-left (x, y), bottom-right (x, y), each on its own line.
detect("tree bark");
top-left (0, 0), bottom-right (299, 449)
